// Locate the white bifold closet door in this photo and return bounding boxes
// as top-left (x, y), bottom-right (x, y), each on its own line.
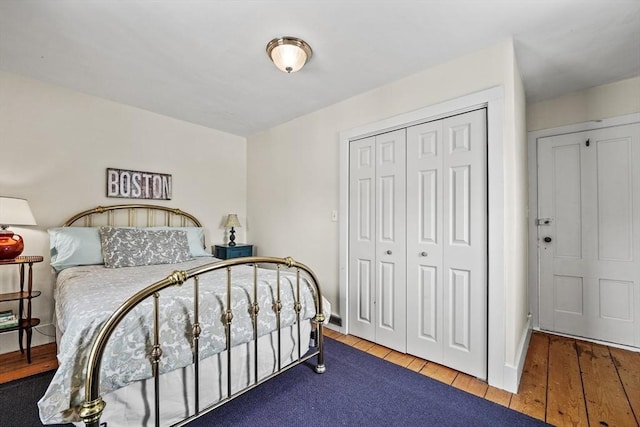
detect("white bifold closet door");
top-left (406, 110), bottom-right (487, 379)
top-left (348, 129), bottom-right (407, 352)
top-left (348, 109), bottom-right (487, 379)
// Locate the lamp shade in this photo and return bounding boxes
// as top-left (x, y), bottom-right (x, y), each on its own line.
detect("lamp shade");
top-left (224, 214), bottom-right (241, 228)
top-left (0, 197), bottom-right (36, 260)
top-left (266, 37), bottom-right (313, 73)
top-left (0, 197), bottom-right (36, 227)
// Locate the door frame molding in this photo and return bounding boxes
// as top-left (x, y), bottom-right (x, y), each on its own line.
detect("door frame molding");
top-left (527, 113), bottom-right (640, 331)
top-left (339, 86), bottom-right (508, 389)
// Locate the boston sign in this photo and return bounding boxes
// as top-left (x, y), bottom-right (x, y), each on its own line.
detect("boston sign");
top-left (106, 168), bottom-right (172, 200)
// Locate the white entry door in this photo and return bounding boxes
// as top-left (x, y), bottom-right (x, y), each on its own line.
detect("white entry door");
top-left (406, 109), bottom-right (487, 379)
top-left (538, 123), bottom-right (640, 347)
top-left (348, 129), bottom-right (407, 352)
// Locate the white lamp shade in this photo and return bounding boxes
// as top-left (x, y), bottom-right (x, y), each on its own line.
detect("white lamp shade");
top-left (224, 214), bottom-right (241, 228)
top-left (0, 197), bottom-right (37, 226)
top-left (267, 37), bottom-right (313, 73)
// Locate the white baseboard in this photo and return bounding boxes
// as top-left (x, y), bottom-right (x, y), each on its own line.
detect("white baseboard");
top-left (502, 316), bottom-right (532, 393)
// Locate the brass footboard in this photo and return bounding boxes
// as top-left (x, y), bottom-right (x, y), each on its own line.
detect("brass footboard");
top-left (78, 256), bottom-right (325, 427)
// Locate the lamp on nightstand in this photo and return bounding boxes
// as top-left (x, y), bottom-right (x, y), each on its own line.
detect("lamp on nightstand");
top-left (0, 197), bottom-right (37, 260)
top-left (224, 214), bottom-right (241, 247)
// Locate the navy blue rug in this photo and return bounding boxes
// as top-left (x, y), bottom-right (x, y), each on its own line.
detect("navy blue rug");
top-left (0, 338), bottom-right (548, 426)
top-left (0, 370), bottom-right (72, 427)
top-left (187, 338), bottom-right (548, 427)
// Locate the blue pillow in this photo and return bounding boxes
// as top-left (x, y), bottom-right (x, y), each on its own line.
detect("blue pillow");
top-left (48, 227), bottom-right (103, 271)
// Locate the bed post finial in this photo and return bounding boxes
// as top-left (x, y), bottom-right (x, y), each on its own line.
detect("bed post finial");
top-left (168, 270), bottom-right (187, 285)
top-left (314, 312), bottom-right (326, 324)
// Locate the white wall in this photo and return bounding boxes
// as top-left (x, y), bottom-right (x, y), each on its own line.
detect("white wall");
top-left (527, 76), bottom-right (640, 131)
top-left (0, 70), bottom-right (247, 354)
top-left (247, 39), bottom-right (529, 390)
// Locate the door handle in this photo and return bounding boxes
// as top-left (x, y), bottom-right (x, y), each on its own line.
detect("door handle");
top-left (420, 251), bottom-right (428, 257)
top-left (544, 236), bottom-right (552, 243)
top-left (386, 250), bottom-right (392, 255)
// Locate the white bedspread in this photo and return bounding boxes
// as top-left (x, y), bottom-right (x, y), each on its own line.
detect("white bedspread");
top-left (38, 258), bottom-right (319, 424)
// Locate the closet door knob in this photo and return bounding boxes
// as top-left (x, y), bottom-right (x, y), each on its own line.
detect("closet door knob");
top-left (386, 250), bottom-right (392, 255)
top-left (420, 251), bottom-right (428, 257)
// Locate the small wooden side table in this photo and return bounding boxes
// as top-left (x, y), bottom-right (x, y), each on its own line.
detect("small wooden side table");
top-left (213, 244), bottom-right (253, 260)
top-left (0, 255), bottom-right (43, 363)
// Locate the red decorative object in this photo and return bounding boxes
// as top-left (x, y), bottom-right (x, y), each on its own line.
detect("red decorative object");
top-left (0, 197), bottom-right (36, 260)
top-left (0, 229), bottom-right (24, 260)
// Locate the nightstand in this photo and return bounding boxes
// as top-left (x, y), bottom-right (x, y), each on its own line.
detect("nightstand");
top-left (213, 244), bottom-right (253, 260)
top-left (0, 255), bottom-right (43, 363)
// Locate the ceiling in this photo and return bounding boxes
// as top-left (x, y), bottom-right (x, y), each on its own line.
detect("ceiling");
top-left (1, 1), bottom-right (638, 137)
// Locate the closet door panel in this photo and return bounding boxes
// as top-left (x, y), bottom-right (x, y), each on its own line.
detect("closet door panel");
top-left (349, 137), bottom-right (376, 341)
top-left (375, 129), bottom-right (407, 352)
top-left (450, 165), bottom-right (471, 245)
top-left (418, 265), bottom-right (438, 340)
top-left (379, 261), bottom-right (396, 329)
top-left (449, 268), bottom-right (471, 350)
top-left (442, 109), bottom-right (487, 379)
top-left (407, 121), bottom-right (444, 361)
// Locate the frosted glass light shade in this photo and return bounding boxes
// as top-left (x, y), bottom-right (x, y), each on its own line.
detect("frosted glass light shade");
top-left (266, 37), bottom-right (313, 73)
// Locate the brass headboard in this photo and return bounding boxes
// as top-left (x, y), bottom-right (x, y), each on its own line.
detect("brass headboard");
top-left (62, 204), bottom-right (203, 228)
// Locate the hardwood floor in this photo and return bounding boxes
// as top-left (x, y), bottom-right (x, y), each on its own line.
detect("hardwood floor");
top-left (0, 342), bottom-right (57, 384)
top-left (1, 332), bottom-right (638, 426)
top-left (324, 329), bottom-right (640, 427)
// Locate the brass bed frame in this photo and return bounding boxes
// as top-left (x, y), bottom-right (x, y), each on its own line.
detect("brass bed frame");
top-left (60, 204), bottom-right (326, 427)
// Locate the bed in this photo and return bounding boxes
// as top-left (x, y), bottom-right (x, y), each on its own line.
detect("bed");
top-left (37, 204), bottom-right (327, 427)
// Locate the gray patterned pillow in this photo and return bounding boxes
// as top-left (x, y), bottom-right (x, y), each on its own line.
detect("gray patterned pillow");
top-left (99, 227), bottom-right (192, 268)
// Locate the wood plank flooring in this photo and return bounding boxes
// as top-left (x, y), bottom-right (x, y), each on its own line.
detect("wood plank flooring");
top-left (324, 329), bottom-right (640, 427)
top-left (1, 332), bottom-right (638, 427)
top-left (0, 342), bottom-right (57, 384)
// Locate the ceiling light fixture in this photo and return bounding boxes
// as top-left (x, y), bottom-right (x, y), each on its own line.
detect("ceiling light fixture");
top-left (266, 37), bottom-right (313, 73)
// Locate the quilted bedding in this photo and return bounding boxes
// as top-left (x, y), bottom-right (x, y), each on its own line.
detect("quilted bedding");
top-left (38, 258), bottom-right (318, 424)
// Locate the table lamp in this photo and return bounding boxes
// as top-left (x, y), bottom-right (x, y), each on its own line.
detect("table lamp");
top-left (224, 214), bottom-right (241, 247)
top-left (0, 197), bottom-right (37, 260)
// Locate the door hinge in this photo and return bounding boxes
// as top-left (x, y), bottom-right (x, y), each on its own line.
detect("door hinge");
top-left (536, 218), bottom-right (552, 226)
